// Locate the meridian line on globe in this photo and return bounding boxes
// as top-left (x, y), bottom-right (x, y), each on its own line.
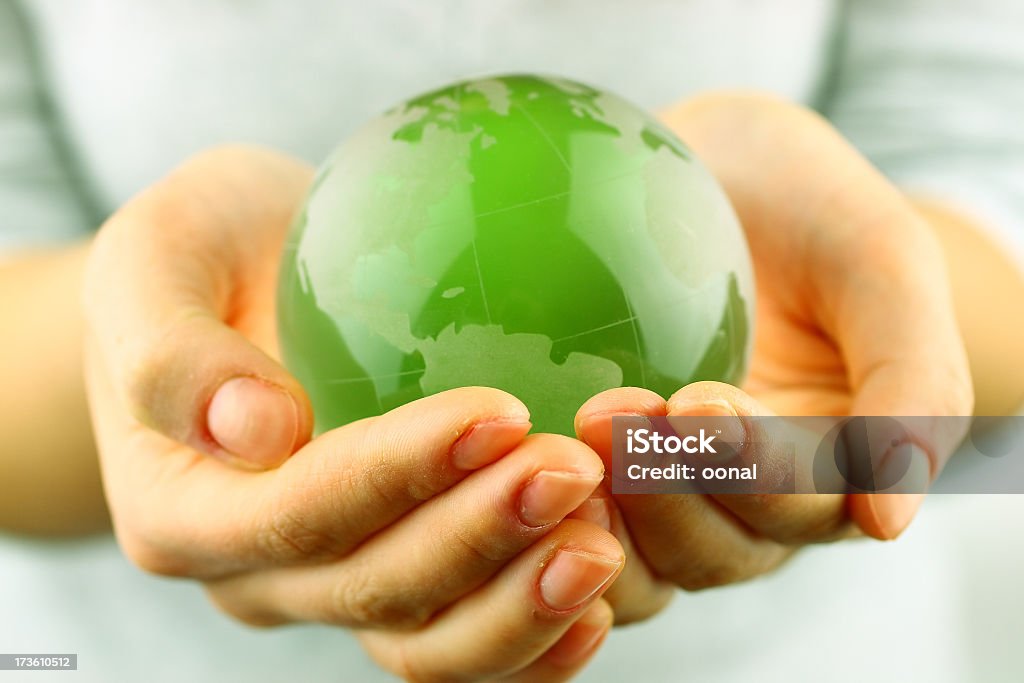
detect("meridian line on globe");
top-left (623, 294), bottom-right (648, 389)
top-left (515, 104), bottom-right (573, 173)
top-left (458, 167), bottom-right (650, 225)
top-left (550, 316), bottom-right (639, 344)
top-left (322, 369), bottom-right (425, 385)
top-left (469, 238), bottom-right (493, 324)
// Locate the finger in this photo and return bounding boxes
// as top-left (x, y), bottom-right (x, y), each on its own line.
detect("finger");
top-left (206, 434), bottom-right (603, 628)
top-left (668, 382), bottom-right (850, 544)
top-left (577, 390), bottom-right (701, 604)
top-left (569, 486), bottom-right (674, 624)
top-left (573, 387), bottom-right (667, 456)
top-left (623, 490), bottom-right (794, 591)
top-left (89, 338), bottom-right (531, 576)
top-left (576, 394), bottom-right (792, 588)
top-left (574, 386), bottom-right (667, 471)
top-left (360, 520), bottom-right (623, 682)
top-left (811, 204), bottom-right (973, 539)
top-left (816, 199), bottom-right (974, 425)
top-left (500, 599), bottom-right (613, 683)
top-left (577, 384), bottom-right (848, 545)
top-left (83, 145), bottom-right (316, 468)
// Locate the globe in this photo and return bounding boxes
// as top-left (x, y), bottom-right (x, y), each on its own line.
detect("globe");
top-left (277, 74), bottom-right (754, 436)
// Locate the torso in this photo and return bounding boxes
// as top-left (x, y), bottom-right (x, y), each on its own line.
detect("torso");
top-left (23, 0), bottom-right (838, 209)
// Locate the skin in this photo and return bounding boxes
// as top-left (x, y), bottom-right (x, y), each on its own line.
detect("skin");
top-left (78, 146), bottom-right (627, 681)
top-left (0, 92), bottom-right (1020, 678)
top-left (0, 244), bottom-right (106, 535)
top-left (914, 197), bottom-right (1024, 416)
top-left (573, 92), bottom-right (985, 597)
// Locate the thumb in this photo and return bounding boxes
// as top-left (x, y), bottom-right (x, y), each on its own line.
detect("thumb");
top-left (576, 382), bottom-right (849, 544)
top-left (112, 315), bottom-right (312, 469)
top-left (669, 384), bottom-right (938, 541)
top-left (668, 382), bottom-right (848, 541)
top-left (83, 146), bottom-right (315, 468)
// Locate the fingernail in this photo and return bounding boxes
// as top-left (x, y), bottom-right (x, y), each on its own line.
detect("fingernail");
top-left (540, 549), bottom-right (621, 611)
top-left (867, 492), bottom-right (927, 540)
top-left (207, 377), bottom-right (299, 468)
top-left (672, 401), bottom-right (744, 437)
top-left (546, 602), bottom-right (613, 667)
top-left (520, 471), bottom-right (604, 528)
top-left (673, 398), bottom-right (736, 416)
top-left (451, 420), bottom-right (532, 470)
top-left (867, 445), bottom-right (932, 539)
top-left (570, 497), bottom-right (612, 532)
top-left (579, 412), bottom-right (650, 457)
top-left (877, 444), bottom-right (933, 492)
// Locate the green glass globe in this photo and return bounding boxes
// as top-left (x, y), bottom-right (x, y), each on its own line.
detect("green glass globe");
top-left (277, 74), bottom-right (754, 436)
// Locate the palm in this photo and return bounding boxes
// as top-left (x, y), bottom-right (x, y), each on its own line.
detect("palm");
top-left (743, 271), bottom-right (853, 417)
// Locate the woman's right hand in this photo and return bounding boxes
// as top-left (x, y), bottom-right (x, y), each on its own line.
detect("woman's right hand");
top-left (82, 146), bottom-right (624, 681)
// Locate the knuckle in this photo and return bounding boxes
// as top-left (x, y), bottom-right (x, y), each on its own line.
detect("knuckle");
top-left (386, 460), bottom-right (433, 505)
top-left (120, 312), bottom-right (208, 430)
top-left (115, 527), bottom-right (188, 577)
top-left (329, 569), bottom-right (429, 630)
top-left (740, 494), bottom-right (808, 527)
top-left (448, 519), bottom-right (512, 565)
top-left (122, 342), bottom-right (174, 425)
top-left (259, 503), bottom-right (347, 562)
top-left (361, 421), bottom-right (437, 506)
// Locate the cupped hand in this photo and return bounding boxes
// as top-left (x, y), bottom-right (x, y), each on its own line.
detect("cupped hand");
top-left (83, 146), bottom-right (628, 681)
top-left (575, 92), bottom-right (974, 591)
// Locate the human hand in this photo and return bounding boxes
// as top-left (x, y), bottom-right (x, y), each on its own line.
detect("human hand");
top-left (574, 92), bottom-right (973, 591)
top-left (83, 146), bottom-right (628, 681)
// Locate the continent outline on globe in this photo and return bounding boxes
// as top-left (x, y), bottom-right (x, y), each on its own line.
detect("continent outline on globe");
top-left (277, 73), bottom-right (754, 435)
